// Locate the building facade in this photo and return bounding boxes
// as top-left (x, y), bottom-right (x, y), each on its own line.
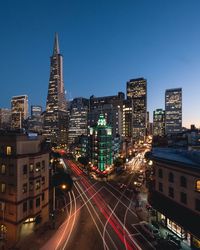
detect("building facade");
top-left (153, 109), bottom-right (165, 137)
top-left (28, 105), bottom-right (43, 133)
top-left (43, 33), bottom-right (68, 146)
top-left (0, 108), bottom-right (11, 130)
top-left (165, 88), bottom-right (182, 135)
top-left (89, 114), bottom-right (113, 171)
top-left (0, 131), bottom-right (49, 248)
top-left (127, 78), bottom-right (147, 141)
top-left (89, 92), bottom-right (125, 111)
top-left (149, 148), bottom-right (200, 249)
top-left (122, 99), bottom-right (132, 139)
top-left (11, 95), bottom-right (28, 130)
top-left (88, 104), bottom-right (122, 139)
top-left (68, 98), bottom-right (89, 145)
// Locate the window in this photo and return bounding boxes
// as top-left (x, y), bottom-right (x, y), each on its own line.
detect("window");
top-left (42, 177), bottom-right (45, 185)
top-left (29, 164), bottom-right (34, 173)
top-left (35, 162), bottom-right (40, 172)
top-left (36, 180), bottom-right (40, 190)
top-left (180, 176), bottom-right (187, 188)
top-left (42, 160), bottom-right (45, 171)
top-left (36, 197), bottom-right (40, 207)
top-left (42, 192), bottom-right (45, 201)
top-left (23, 165), bottom-right (27, 175)
top-left (0, 183), bottom-right (6, 193)
top-left (6, 146), bottom-right (12, 155)
top-left (1, 164), bottom-right (6, 174)
top-left (158, 182), bottom-right (163, 192)
top-left (168, 172), bottom-right (174, 183)
top-left (29, 199), bottom-right (33, 209)
top-left (195, 199), bottom-right (200, 212)
top-left (168, 187), bottom-right (174, 198)
top-left (180, 192), bottom-right (187, 204)
top-left (29, 182), bottom-right (33, 191)
top-left (9, 164), bottom-right (14, 176)
top-left (22, 183), bottom-right (27, 193)
top-left (196, 180), bottom-right (200, 192)
top-left (23, 202), bottom-right (27, 212)
top-left (158, 168), bottom-right (163, 178)
top-left (8, 185), bottom-right (14, 195)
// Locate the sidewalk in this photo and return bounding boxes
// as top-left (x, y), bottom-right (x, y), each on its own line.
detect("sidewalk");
top-left (13, 210), bottom-right (68, 250)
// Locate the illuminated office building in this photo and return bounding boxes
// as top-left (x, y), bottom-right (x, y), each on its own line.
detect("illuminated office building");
top-left (127, 78), bottom-right (147, 141)
top-left (153, 109), bottom-right (165, 137)
top-left (11, 95), bottom-right (28, 129)
top-left (0, 108), bottom-right (11, 129)
top-left (68, 98), bottom-right (89, 145)
top-left (89, 114), bottom-right (113, 171)
top-left (165, 88), bottom-right (182, 135)
top-left (122, 99), bottom-right (132, 139)
top-left (43, 33), bottom-right (68, 145)
top-left (88, 104), bottom-right (122, 139)
top-left (28, 105), bottom-right (43, 132)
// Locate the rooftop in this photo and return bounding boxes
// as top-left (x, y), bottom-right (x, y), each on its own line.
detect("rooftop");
top-left (151, 147), bottom-right (200, 169)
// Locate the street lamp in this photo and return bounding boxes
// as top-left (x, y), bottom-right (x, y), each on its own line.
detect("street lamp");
top-left (53, 184), bottom-right (67, 211)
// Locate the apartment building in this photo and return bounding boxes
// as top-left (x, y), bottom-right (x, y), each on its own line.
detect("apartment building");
top-left (0, 131), bottom-right (49, 248)
top-left (149, 148), bottom-right (200, 249)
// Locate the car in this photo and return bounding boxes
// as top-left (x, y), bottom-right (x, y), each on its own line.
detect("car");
top-left (140, 221), bottom-right (161, 239)
top-left (137, 175), bottom-right (144, 182)
top-left (134, 181), bottom-right (142, 187)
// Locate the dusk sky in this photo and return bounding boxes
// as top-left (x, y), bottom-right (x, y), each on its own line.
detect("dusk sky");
top-left (0, 0), bottom-right (200, 127)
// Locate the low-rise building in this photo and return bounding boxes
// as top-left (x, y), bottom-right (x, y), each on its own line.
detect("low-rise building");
top-left (148, 148), bottom-right (200, 249)
top-left (0, 131), bottom-right (49, 248)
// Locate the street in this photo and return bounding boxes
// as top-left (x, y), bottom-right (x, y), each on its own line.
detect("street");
top-left (42, 152), bottom-right (157, 250)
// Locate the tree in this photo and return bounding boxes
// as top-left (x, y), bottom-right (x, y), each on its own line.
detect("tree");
top-left (78, 156), bottom-right (89, 167)
top-left (113, 158), bottom-right (124, 168)
top-left (52, 172), bottom-right (73, 191)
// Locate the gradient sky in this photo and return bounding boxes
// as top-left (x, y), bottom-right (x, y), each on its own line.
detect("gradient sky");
top-left (0, 0), bottom-right (200, 127)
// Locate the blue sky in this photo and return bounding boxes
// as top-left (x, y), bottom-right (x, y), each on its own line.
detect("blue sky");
top-left (0, 0), bottom-right (200, 127)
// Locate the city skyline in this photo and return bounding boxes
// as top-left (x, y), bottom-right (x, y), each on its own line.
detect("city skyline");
top-left (1, 0), bottom-right (200, 127)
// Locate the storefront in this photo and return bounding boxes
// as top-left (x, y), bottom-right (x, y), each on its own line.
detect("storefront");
top-left (156, 212), bottom-right (191, 247)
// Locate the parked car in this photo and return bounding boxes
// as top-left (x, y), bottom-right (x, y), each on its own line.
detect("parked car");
top-left (140, 221), bottom-right (161, 239)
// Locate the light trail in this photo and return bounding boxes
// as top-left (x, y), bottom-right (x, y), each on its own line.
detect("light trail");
top-left (55, 192), bottom-right (73, 250)
top-left (61, 191), bottom-right (77, 250)
top-left (102, 173), bottom-right (141, 250)
top-left (74, 182), bottom-right (118, 250)
top-left (67, 160), bottom-right (141, 250)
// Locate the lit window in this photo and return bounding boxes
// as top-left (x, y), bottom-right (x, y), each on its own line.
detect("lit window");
top-left (29, 164), bottom-right (34, 173)
top-left (6, 146), bottom-right (12, 155)
top-left (36, 180), bottom-right (40, 190)
top-left (1, 165), bottom-right (6, 174)
top-left (196, 180), bottom-right (200, 192)
top-left (35, 162), bottom-right (40, 172)
top-left (0, 183), bottom-right (6, 193)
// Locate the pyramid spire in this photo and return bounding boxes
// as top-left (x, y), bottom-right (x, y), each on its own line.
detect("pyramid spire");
top-left (53, 32), bottom-right (60, 55)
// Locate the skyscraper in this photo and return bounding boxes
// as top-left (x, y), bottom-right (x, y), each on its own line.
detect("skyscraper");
top-left (28, 105), bottom-right (43, 132)
top-left (127, 78), bottom-right (147, 141)
top-left (0, 108), bottom-right (11, 129)
top-left (89, 114), bottom-right (113, 171)
top-left (11, 95), bottom-right (28, 129)
top-left (68, 97), bottom-right (89, 145)
top-left (165, 88), bottom-right (182, 135)
top-left (43, 33), bottom-right (68, 145)
top-left (153, 109), bottom-right (165, 137)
